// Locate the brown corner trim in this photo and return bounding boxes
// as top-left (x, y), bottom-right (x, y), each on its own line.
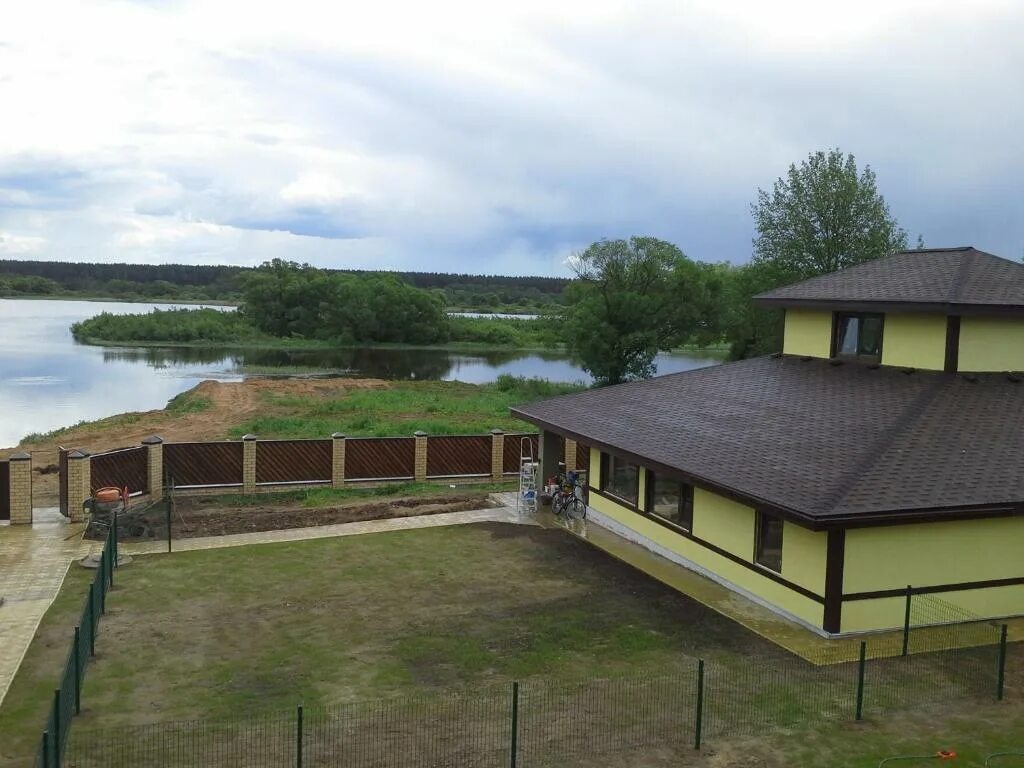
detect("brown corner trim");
top-left (944, 315), bottom-right (961, 373)
top-left (823, 529), bottom-right (846, 633)
top-left (844, 575), bottom-right (1024, 602)
top-left (588, 487), bottom-right (826, 605)
top-left (753, 298), bottom-right (1024, 317)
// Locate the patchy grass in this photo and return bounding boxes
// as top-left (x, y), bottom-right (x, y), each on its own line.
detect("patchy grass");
top-left (5, 521), bottom-right (1019, 767)
top-left (229, 376), bottom-right (583, 439)
top-left (165, 391), bottom-right (213, 415)
top-left (0, 567), bottom-right (93, 767)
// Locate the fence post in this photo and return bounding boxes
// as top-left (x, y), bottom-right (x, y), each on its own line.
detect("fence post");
top-left (52, 688), bottom-right (61, 763)
top-left (8, 452), bottom-right (33, 525)
top-left (142, 435), bottom-right (164, 500)
top-left (998, 624), bottom-right (1008, 701)
top-left (694, 659), bottom-right (705, 749)
top-left (242, 435), bottom-right (258, 494)
top-left (42, 730), bottom-right (49, 768)
top-left (413, 432), bottom-right (428, 483)
top-left (73, 626), bottom-right (81, 715)
top-left (297, 704), bottom-right (304, 768)
top-left (855, 640), bottom-right (866, 720)
top-left (65, 449), bottom-right (91, 524)
top-left (901, 585), bottom-right (912, 657)
top-left (165, 474), bottom-right (173, 554)
top-left (331, 433), bottom-right (346, 487)
top-left (111, 511), bottom-right (118, 576)
top-left (509, 681), bottom-right (519, 768)
top-left (490, 429), bottom-right (504, 482)
top-left (89, 581), bottom-right (97, 656)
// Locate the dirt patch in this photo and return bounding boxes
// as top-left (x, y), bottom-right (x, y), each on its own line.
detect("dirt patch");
top-left (4, 377), bottom-right (392, 504)
top-left (87, 492), bottom-right (497, 541)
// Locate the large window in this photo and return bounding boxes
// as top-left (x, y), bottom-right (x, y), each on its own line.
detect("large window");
top-left (833, 313), bottom-right (884, 361)
top-left (754, 512), bottom-right (784, 573)
top-left (647, 473), bottom-right (694, 531)
top-left (601, 453), bottom-right (638, 505)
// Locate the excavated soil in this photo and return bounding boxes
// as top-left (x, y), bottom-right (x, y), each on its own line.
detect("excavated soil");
top-left (86, 492), bottom-right (497, 540)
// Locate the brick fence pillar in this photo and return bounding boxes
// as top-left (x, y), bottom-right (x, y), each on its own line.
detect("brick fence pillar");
top-left (142, 435), bottom-right (164, 500)
top-left (8, 452), bottom-right (32, 525)
top-left (413, 431), bottom-right (428, 483)
top-left (66, 449), bottom-right (91, 523)
top-left (490, 429), bottom-right (504, 482)
top-left (564, 438), bottom-right (578, 473)
top-left (242, 435), bottom-right (257, 493)
top-left (331, 432), bottom-right (346, 487)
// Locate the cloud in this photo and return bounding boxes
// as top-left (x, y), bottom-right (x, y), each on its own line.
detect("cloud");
top-left (0, 0), bottom-right (1021, 274)
top-left (0, 232), bottom-right (46, 255)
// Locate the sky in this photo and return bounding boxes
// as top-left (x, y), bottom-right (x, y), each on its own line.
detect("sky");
top-left (0, 0), bottom-right (1022, 276)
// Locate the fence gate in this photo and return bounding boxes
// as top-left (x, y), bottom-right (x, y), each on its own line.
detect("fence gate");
top-left (0, 460), bottom-right (9, 521)
top-left (58, 447), bottom-right (69, 517)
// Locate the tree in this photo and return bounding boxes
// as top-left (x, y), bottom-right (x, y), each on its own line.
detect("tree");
top-left (727, 149), bottom-right (909, 358)
top-left (751, 149), bottom-right (907, 280)
top-left (563, 237), bottom-right (711, 386)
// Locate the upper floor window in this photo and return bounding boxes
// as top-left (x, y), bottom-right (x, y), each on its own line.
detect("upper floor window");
top-left (832, 312), bottom-right (884, 361)
top-left (647, 473), bottom-right (694, 531)
top-left (601, 453), bottom-right (638, 506)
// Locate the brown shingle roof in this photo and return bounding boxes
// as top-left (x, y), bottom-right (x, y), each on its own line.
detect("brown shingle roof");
top-left (511, 357), bottom-right (1024, 525)
top-left (754, 247), bottom-right (1024, 311)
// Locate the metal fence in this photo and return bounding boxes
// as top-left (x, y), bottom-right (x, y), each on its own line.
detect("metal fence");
top-left (35, 524), bottom-right (117, 768)
top-left (60, 620), bottom-right (1009, 768)
top-left (0, 459), bottom-right (9, 521)
top-left (90, 446), bottom-right (148, 496)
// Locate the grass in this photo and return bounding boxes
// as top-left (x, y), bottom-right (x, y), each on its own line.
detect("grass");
top-left (2, 523), bottom-right (1023, 767)
top-left (228, 376), bottom-right (584, 439)
top-left (165, 391), bottom-right (213, 415)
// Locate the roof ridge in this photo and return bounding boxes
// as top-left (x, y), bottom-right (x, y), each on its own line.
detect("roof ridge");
top-left (822, 376), bottom-right (947, 516)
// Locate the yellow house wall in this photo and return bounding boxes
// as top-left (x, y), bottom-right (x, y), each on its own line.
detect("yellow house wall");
top-left (842, 517), bottom-right (1024, 632)
top-left (958, 317), bottom-right (1024, 372)
top-left (782, 309), bottom-right (833, 358)
top-left (880, 313), bottom-right (947, 370)
top-left (588, 467), bottom-right (826, 628)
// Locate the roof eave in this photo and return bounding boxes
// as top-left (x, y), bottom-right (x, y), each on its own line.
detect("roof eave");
top-left (752, 297), bottom-right (1024, 316)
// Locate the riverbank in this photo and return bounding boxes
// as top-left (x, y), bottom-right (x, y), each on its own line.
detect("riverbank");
top-left (3, 375), bottom-right (580, 503)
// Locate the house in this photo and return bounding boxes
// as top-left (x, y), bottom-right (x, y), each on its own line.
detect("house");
top-left (512, 247), bottom-right (1024, 636)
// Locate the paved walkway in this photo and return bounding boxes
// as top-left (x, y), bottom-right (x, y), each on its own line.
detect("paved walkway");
top-left (0, 502), bottom-right (529, 707)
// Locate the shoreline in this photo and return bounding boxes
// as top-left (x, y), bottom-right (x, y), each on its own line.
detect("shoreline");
top-left (70, 336), bottom-right (566, 354)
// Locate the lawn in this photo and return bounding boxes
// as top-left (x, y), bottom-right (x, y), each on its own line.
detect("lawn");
top-left (2, 521), bottom-right (1022, 767)
top-left (227, 376), bottom-right (582, 439)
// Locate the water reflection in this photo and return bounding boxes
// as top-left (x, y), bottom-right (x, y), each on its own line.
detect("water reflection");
top-left (0, 298), bottom-right (722, 447)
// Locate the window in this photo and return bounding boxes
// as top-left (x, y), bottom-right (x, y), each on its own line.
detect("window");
top-left (754, 512), bottom-right (784, 573)
top-left (647, 473), bottom-right (694, 531)
top-left (601, 453), bottom-right (638, 505)
top-left (833, 313), bottom-right (884, 361)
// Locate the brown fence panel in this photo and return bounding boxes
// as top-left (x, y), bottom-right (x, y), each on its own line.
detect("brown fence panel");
top-left (0, 461), bottom-right (9, 521)
top-left (256, 440), bottom-right (332, 485)
top-left (165, 442), bottom-right (244, 488)
top-left (426, 435), bottom-right (491, 478)
top-left (91, 446), bottom-right (149, 495)
top-left (503, 433), bottom-right (538, 474)
top-left (345, 438), bottom-right (415, 481)
top-left (58, 447), bottom-right (69, 517)
top-left (576, 442), bottom-right (591, 472)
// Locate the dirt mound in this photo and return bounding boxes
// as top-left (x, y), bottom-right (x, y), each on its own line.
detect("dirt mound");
top-left (6, 377), bottom-right (393, 504)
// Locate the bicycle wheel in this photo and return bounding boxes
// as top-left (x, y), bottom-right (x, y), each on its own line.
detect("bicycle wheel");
top-left (565, 496), bottom-right (587, 520)
top-left (551, 493), bottom-right (565, 517)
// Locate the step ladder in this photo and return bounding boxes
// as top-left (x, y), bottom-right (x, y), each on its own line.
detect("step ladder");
top-left (517, 436), bottom-right (538, 515)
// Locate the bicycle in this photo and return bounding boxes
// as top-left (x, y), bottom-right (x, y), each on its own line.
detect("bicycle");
top-left (551, 472), bottom-right (587, 521)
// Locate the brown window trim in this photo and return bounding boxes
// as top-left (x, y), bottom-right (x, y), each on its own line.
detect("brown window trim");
top-left (754, 510), bottom-right (784, 574)
top-left (831, 311), bottom-right (885, 362)
top-left (599, 452), bottom-right (639, 508)
top-left (646, 470), bottom-right (695, 532)
top-left (588, 486), bottom-right (823, 605)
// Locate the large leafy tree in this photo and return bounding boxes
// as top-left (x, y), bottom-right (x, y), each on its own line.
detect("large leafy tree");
top-left (727, 149), bottom-right (908, 358)
top-left (563, 237), bottom-right (712, 386)
top-left (752, 149), bottom-right (908, 279)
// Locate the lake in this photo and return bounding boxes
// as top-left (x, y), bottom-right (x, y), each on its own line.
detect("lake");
top-left (0, 298), bottom-right (722, 448)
